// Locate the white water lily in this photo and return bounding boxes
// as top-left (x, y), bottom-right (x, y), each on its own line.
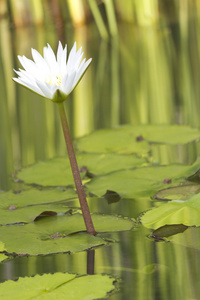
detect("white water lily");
top-left (13, 41), bottom-right (92, 102)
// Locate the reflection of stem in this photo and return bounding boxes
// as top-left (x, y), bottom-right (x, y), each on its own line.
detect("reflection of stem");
top-left (87, 249), bottom-right (95, 274)
top-left (57, 102), bottom-right (96, 235)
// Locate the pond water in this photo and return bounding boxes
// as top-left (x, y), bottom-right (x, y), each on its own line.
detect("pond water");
top-left (1, 1), bottom-right (200, 299)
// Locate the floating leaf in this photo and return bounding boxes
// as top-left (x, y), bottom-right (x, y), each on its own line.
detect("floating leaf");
top-left (141, 193), bottom-right (200, 229)
top-left (0, 272), bottom-right (116, 300)
top-left (0, 203), bottom-right (76, 225)
top-left (0, 189), bottom-right (78, 225)
top-left (0, 189), bottom-right (76, 207)
top-left (75, 125), bottom-right (200, 155)
top-left (140, 124), bottom-right (200, 144)
top-left (86, 162), bottom-right (200, 198)
top-left (154, 184), bottom-right (200, 201)
top-left (16, 158), bottom-right (79, 187)
top-left (75, 126), bottom-right (149, 155)
top-left (16, 154), bottom-right (146, 187)
top-left (0, 214), bottom-right (135, 255)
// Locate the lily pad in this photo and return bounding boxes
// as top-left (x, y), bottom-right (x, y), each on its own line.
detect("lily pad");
top-left (0, 189), bottom-right (76, 207)
top-left (86, 162), bottom-right (200, 198)
top-left (154, 184), bottom-right (200, 201)
top-left (0, 203), bottom-right (77, 225)
top-left (0, 272), bottom-right (116, 300)
top-left (75, 126), bottom-right (149, 155)
top-left (140, 124), bottom-right (200, 144)
top-left (16, 154), bottom-right (146, 186)
top-left (141, 193), bottom-right (200, 229)
top-left (0, 189), bottom-right (78, 225)
top-left (75, 124), bottom-right (200, 154)
top-left (0, 214), bottom-right (135, 255)
top-left (16, 158), bottom-right (79, 187)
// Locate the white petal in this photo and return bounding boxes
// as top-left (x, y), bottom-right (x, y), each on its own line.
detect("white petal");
top-left (36, 80), bottom-right (54, 99)
top-left (73, 58), bottom-right (92, 89)
top-left (73, 52), bottom-right (83, 70)
top-left (18, 55), bottom-right (36, 72)
top-left (57, 42), bottom-right (67, 74)
top-left (43, 44), bottom-right (58, 73)
top-left (57, 41), bottom-right (63, 63)
top-left (62, 71), bottom-right (76, 95)
top-left (61, 73), bottom-right (68, 89)
top-left (31, 48), bottom-right (49, 72)
top-left (61, 45), bottom-right (67, 73)
top-left (13, 77), bottom-right (44, 96)
top-left (66, 42), bottom-right (78, 73)
top-left (14, 68), bottom-right (33, 79)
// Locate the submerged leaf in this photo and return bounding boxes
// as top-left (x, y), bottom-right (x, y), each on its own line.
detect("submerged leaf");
top-left (152, 224), bottom-right (188, 238)
top-left (169, 227), bottom-right (200, 249)
top-left (103, 190), bottom-right (121, 204)
top-left (0, 272), bottom-right (116, 300)
top-left (187, 168), bottom-right (200, 183)
top-left (0, 214), bottom-right (135, 255)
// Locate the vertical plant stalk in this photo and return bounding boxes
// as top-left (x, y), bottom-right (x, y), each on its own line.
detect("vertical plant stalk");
top-left (57, 102), bottom-right (96, 235)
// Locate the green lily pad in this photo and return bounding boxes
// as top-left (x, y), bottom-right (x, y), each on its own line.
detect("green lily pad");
top-left (0, 272), bottom-right (116, 300)
top-left (75, 125), bottom-right (149, 155)
top-left (154, 184), bottom-right (200, 200)
top-left (0, 202), bottom-right (77, 225)
top-left (16, 158), bottom-right (79, 187)
top-left (140, 124), bottom-right (200, 144)
top-left (0, 214), bottom-right (135, 255)
top-left (0, 189), bottom-right (78, 225)
top-left (0, 189), bottom-right (76, 207)
top-left (86, 162), bottom-right (200, 198)
top-left (141, 193), bottom-right (200, 229)
top-left (16, 154), bottom-right (146, 187)
top-left (75, 124), bottom-right (200, 154)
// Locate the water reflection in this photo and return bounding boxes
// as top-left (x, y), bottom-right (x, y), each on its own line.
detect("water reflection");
top-left (87, 249), bottom-right (95, 275)
top-left (2, 226), bottom-right (200, 299)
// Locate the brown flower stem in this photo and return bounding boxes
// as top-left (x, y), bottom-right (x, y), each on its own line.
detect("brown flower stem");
top-left (57, 102), bottom-right (96, 235)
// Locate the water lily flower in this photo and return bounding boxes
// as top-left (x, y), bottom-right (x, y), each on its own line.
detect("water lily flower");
top-left (13, 41), bottom-right (92, 102)
top-left (13, 41), bottom-right (96, 235)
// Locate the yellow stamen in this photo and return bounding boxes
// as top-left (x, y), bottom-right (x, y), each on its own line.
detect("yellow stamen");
top-left (45, 75), bottom-right (62, 86)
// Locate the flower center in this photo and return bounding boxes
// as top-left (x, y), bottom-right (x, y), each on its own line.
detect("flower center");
top-left (45, 74), bottom-right (62, 86)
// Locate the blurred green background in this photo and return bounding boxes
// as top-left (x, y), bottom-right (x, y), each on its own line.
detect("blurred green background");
top-left (1, 0), bottom-right (200, 190)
